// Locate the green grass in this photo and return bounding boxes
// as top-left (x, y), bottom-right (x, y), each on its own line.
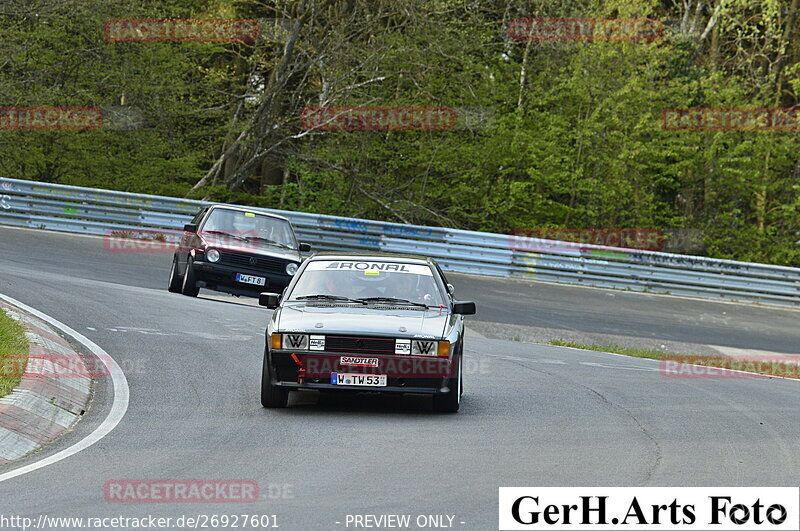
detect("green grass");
top-left (0, 309), bottom-right (29, 397)
top-left (548, 340), bottom-right (670, 360)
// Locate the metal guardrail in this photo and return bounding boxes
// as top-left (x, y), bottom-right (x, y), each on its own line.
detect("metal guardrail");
top-left (1, 177), bottom-right (800, 307)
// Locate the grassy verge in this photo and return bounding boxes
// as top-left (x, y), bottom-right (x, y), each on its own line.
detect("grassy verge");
top-left (548, 340), bottom-right (671, 360)
top-left (548, 340), bottom-right (800, 379)
top-left (0, 309), bottom-right (29, 397)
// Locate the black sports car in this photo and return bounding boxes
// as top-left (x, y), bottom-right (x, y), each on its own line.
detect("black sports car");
top-left (258, 253), bottom-right (476, 412)
top-left (168, 205), bottom-right (310, 297)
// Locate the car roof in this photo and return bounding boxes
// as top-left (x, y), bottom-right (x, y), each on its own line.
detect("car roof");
top-left (206, 204), bottom-right (290, 222)
top-left (307, 252), bottom-right (435, 266)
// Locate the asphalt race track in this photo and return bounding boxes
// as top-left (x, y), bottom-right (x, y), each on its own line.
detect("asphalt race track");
top-left (0, 226), bottom-right (799, 529)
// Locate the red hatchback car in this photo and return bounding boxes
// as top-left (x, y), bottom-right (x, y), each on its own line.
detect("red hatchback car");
top-left (168, 205), bottom-right (310, 297)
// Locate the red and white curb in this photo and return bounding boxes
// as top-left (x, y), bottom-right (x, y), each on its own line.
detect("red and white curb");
top-left (0, 294), bottom-right (128, 483)
top-left (0, 301), bottom-right (92, 465)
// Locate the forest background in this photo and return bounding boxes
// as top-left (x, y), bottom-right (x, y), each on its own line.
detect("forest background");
top-left (2, 0), bottom-right (799, 264)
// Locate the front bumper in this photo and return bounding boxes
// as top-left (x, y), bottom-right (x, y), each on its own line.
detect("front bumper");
top-left (269, 350), bottom-right (457, 394)
top-left (192, 261), bottom-right (293, 293)
top-left (274, 381), bottom-right (448, 395)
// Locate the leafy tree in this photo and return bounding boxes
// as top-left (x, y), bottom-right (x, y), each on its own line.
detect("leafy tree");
top-left (2, 0), bottom-right (799, 264)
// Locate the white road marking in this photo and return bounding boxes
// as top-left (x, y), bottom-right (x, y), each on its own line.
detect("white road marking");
top-left (185, 332), bottom-right (253, 341)
top-left (0, 294), bottom-right (129, 483)
top-left (500, 356), bottom-right (566, 364)
top-left (200, 294), bottom-right (262, 308)
top-left (579, 361), bottom-right (659, 372)
top-left (102, 327), bottom-right (176, 336)
top-left (101, 325), bottom-right (254, 340)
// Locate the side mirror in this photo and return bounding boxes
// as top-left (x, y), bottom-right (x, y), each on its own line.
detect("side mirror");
top-left (447, 283), bottom-right (455, 295)
top-left (299, 242), bottom-right (312, 252)
top-left (452, 301), bottom-right (476, 315)
top-left (183, 223), bottom-right (197, 232)
top-left (259, 292), bottom-right (281, 309)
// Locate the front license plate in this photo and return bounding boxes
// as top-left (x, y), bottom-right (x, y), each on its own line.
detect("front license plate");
top-left (331, 373), bottom-right (387, 387)
top-left (235, 273), bottom-right (266, 286)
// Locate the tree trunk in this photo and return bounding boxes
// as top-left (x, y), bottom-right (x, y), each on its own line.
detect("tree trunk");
top-left (279, 166), bottom-right (290, 207)
top-left (709, 18), bottom-right (719, 66)
top-left (261, 160), bottom-right (284, 190)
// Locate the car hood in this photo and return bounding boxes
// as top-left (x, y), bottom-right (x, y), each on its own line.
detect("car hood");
top-left (276, 303), bottom-right (449, 338)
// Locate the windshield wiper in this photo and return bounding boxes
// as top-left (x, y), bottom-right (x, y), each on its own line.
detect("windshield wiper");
top-left (355, 297), bottom-right (429, 309)
top-left (202, 230), bottom-right (249, 242)
top-left (295, 294), bottom-right (367, 304)
top-left (242, 236), bottom-right (293, 249)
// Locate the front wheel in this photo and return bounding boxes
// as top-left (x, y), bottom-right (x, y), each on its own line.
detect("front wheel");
top-left (432, 355), bottom-right (461, 413)
top-left (181, 257), bottom-right (199, 297)
top-left (167, 256), bottom-right (183, 293)
top-left (261, 352), bottom-right (289, 408)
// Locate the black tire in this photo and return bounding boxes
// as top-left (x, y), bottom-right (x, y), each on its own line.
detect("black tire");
top-left (261, 351), bottom-right (289, 408)
top-left (181, 257), bottom-right (200, 297)
top-left (432, 355), bottom-right (461, 413)
top-left (167, 256), bottom-right (183, 293)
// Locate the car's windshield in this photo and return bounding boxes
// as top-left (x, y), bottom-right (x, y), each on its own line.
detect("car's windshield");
top-left (200, 209), bottom-right (297, 249)
top-left (289, 260), bottom-right (445, 307)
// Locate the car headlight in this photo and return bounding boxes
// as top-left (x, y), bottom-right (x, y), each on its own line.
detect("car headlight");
top-left (408, 340), bottom-right (451, 357)
top-left (275, 333), bottom-right (324, 350)
top-left (286, 262), bottom-right (298, 276)
top-left (411, 340), bottom-right (435, 356)
top-left (206, 249), bottom-right (220, 262)
top-left (281, 334), bottom-right (308, 349)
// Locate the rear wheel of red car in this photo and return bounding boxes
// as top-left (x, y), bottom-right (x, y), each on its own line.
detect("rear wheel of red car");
top-left (432, 355), bottom-right (461, 413)
top-left (167, 256), bottom-right (183, 293)
top-left (181, 257), bottom-right (199, 297)
top-left (261, 352), bottom-right (289, 408)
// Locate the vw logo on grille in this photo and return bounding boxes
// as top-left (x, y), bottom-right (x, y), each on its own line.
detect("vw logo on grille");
top-left (355, 339), bottom-right (364, 349)
top-left (249, 257), bottom-right (258, 266)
